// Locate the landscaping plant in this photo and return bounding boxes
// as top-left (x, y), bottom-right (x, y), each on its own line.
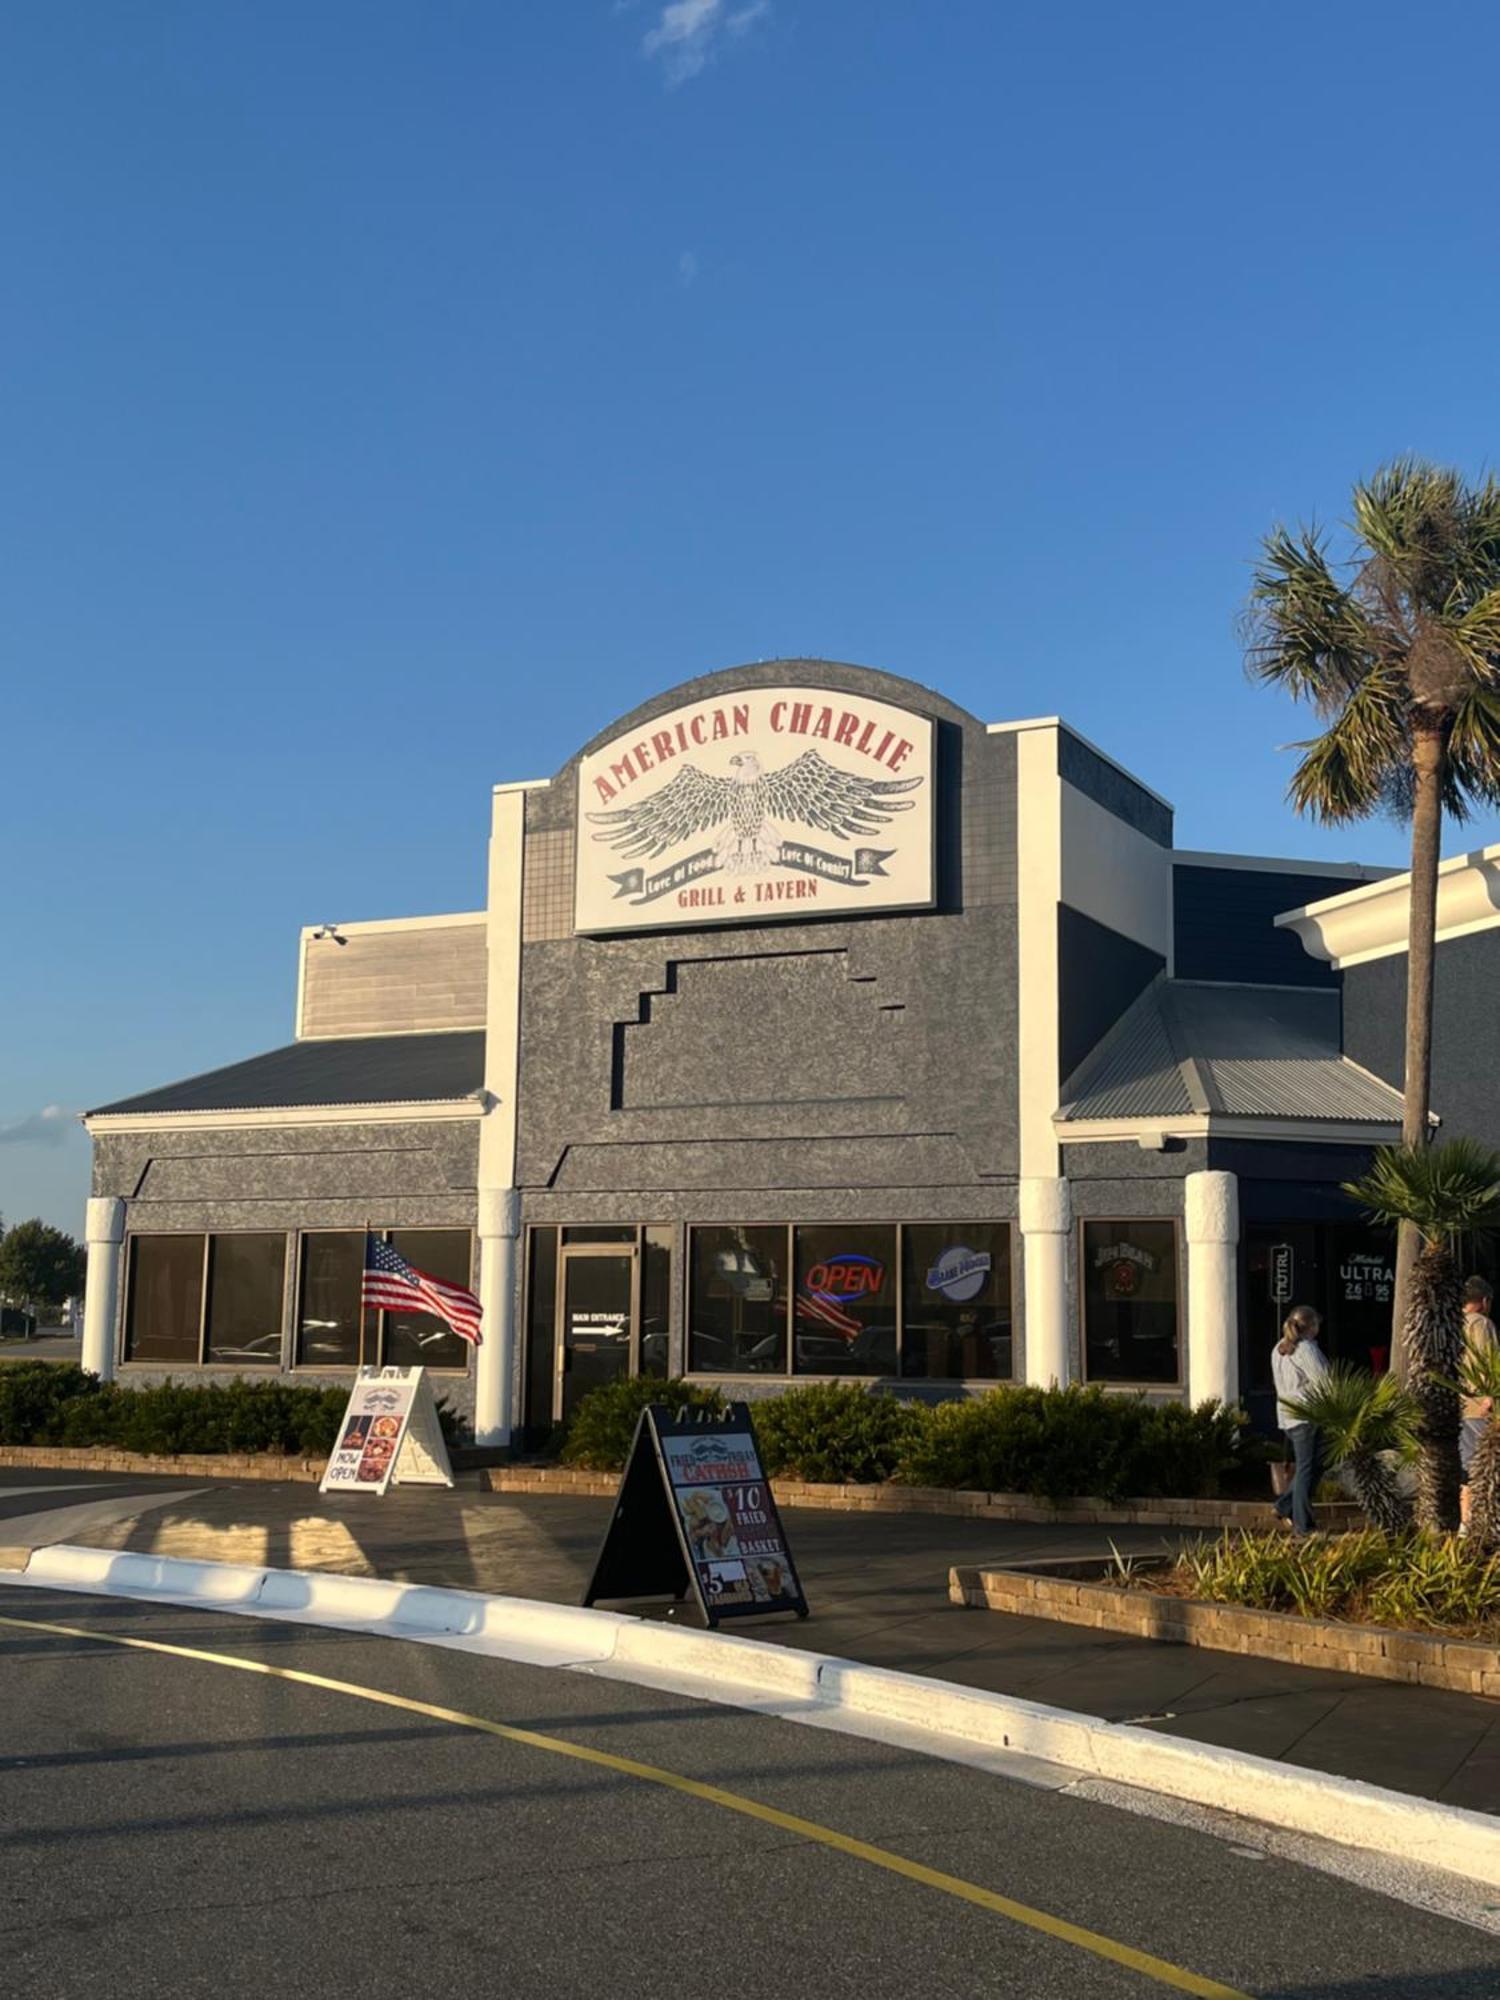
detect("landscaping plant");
top-left (1281, 1365), bottom-right (1418, 1534)
top-left (750, 1381), bottom-right (925, 1485)
top-left (559, 1375), bottom-right (727, 1470)
top-left (1346, 1138), bottom-right (1500, 1533)
top-left (1449, 1342), bottom-right (1500, 1549)
top-left (1174, 1527), bottom-right (1500, 1634)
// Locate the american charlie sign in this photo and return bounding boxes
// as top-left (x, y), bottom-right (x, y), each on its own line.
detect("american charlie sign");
top-left (574, 686), bottom-right (935, 934)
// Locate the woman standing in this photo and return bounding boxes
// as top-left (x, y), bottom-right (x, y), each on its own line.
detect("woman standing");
top-left (1273, 1305), bottom-right (1330, 1536)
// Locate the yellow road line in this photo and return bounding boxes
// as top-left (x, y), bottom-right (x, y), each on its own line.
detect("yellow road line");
top-left (0, 1608), bottom-right (1252, 1998)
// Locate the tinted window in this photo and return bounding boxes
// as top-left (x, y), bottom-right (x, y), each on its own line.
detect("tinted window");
top-left (383, 1230), bottom-right (473, 1370)
top-left (1082, 1221), bottom-right (1179, 1383)
top-left (296, 1232), bottom-right (365, 1368)
top-left (641, 1225), bottom-right (673, 1377)
top-left (125, 1235), bottom-right (205, 1364)
top-left (902, 1224), bottom-right (1012, 1379)
top-left (689, 1226), bottom-right (788, 1373)
top-left (793, 1224), bottom-right (896, 1376)
top-left (205, 1233), bottom-right (286, 1366)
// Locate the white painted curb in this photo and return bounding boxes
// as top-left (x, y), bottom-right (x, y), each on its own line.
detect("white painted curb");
top-left (9, 1543), bottom-right (1500, 1890)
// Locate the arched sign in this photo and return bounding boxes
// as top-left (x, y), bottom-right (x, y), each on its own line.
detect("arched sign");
top-left (573, 686), bottom-right (936, 934)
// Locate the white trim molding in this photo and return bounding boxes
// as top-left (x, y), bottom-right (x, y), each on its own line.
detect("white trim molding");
top-left (1056, 1114), bottom-right (1409, 1147)
top-left (1277, 844), bottom-right (1500, 969)
top-left (1173, 849), bottom-right (1390, 880)
top-left (84, 1100), bottom-right (485, 1135)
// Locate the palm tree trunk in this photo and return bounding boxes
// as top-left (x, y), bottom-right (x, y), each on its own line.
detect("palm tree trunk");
top-left (1346, 1448), bottom-right (1410, 1535)
top-left (1392, 718), bottom-right (1448, 1382)
top-left (1408, 1238), bottom-right (1463, 1532)
top-left (1468, 1423), bottom-right (1500, 1550)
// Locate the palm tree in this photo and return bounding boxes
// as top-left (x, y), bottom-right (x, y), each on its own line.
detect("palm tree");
top-left (1346, 1139), bottom-right (1500, 1531)
top-left (1450, 1343), bottom-right (1500, 1549)
top-left (1282, 1366), bottom-right (1418, 1535)
top-left (1245, 461), bottom-right (1500, 1353)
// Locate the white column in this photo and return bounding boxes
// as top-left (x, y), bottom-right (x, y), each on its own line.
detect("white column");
top-left (474, 780), bottom-right (532, 1450)
top-left (1185, 1169), bottom-right (1240, 1407)
top-left (1021, 1176), bottom-right (1072, 1387)
top-left (474, 1188), bottom-right (520, 1446)
top-left (81, 1196), bottom-right (125, 1380)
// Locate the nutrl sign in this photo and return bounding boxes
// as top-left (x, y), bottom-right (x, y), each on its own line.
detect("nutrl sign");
top-left (573, 686), bottom-right (935, 935)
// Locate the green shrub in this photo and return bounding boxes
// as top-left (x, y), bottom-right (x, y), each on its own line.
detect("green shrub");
top-left (0, 1366), bottom-right (460, 1458)
top-left (0, 1363), bottom-right (105, 1443)
top-left (894, 1385), bottom-right (1242, 1502)
top-left (751, 1383), bottom-right (927, 1484)
top-left (561, 1375), bottom-right (728, 1470)
top-left (557, 1375), bottom-right (1242, 1498)
top-left (1175, 1528), bottom-right (1500, 1633)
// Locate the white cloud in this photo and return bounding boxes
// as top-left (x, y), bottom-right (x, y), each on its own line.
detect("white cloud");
top-left (0, 1106), bottom-right (76, 1148)
top-left (642, 0), bottom-right (769, 86)
top-left (678, 249), bottom-right (699, 287)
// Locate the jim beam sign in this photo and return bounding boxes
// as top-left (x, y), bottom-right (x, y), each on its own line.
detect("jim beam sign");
top-left (574, 686), bottom-right (936, 934)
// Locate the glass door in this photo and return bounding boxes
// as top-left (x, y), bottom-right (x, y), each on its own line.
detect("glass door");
top-left (555, 1246), bottom-right (637, 1421)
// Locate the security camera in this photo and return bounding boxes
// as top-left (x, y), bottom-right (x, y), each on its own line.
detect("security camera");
top-left (311, 924), bottom-right (348, 946)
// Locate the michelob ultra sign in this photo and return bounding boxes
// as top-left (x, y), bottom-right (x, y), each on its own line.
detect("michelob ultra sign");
top-left (573, 686), bottom-right (936, 934)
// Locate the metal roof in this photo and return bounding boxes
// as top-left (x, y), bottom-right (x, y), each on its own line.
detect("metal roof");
top-left (1058, 981), bottom-right (1406, 1127)
top-left (88, 1031), bottom-right (486, 1117)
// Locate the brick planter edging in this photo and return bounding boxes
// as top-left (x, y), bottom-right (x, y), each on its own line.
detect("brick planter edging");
top-left (0, 1444), bottom-right (1363, 1533)
top-left (0, 1444), bottom-right (330, 1482)
top-left (950, 1555), bottom-right (1500, 1697)
top-left (485, 1464), bottom-right (1363, 1530)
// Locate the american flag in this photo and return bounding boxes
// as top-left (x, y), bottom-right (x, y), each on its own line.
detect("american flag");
top-left (361, 1234), bottom-right (483, 1347)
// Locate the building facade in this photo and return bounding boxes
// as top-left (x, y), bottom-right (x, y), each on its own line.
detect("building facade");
top-left (85, 658), bottom-right (1486, 1443)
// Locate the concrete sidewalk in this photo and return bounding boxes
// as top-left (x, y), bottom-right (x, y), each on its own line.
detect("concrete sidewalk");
top-left (7, 1470), bottom-right (1500, 1817)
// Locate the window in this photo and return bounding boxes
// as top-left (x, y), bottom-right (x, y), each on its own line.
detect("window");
top-left (296, 1232), bottom-right (366, 1367)
top-left (641, 1225), bottom-right (673, 1377)
top-left (204, 1235), bottom-right (286, 1366)
top-left (382, 1230), bottom-right (473, 1370)
top-left (295, 1229), bottom-right (475, 1371)
top-left (901, 1223), bottom-right (1012, 1380)
top-left (794, 1224), bottom-right (897, 1376)
top-left (1082, 1220), bottom-right (1180, 1384)
top-left (125, 1233), bottom-right (287, 1367)
top-left (689, 1226), bottom-right (789, 1374)
top-left (688, 1222), bottom-right (1017, 1380)
top-left (125, 1236), bottom-right (206, 1363)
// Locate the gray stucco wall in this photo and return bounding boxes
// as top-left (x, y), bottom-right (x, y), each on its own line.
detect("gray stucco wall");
top-left (1343, 930), bottom-right (1500, 1151)
top-left (94, 1120), bottom-right (481, 1414)
top-left (516, 660), bottom-right (1020, 1208)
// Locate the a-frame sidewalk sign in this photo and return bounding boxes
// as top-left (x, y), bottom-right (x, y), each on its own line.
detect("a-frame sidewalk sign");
top-left (319, 1366), bottom-right (455, 1496)
top-left (583, 1401), bottom-right (809, 1627)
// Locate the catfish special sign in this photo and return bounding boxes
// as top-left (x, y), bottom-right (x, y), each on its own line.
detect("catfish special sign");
top-left (573, 686), bottom-right (935, 934)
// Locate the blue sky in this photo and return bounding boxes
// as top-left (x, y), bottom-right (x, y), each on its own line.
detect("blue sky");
top-left (4, 1), bottom-right (1498, 1234)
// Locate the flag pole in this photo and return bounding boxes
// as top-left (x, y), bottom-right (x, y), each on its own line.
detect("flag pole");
top-left (359, 1220), bottom-right (371, 1374)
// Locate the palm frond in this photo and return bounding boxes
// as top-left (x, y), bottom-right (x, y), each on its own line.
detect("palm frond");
top-left (1244, 527), bottom-right (1377, 709)
top-left (1447, 685), bottom-right (1500, 811)
top-left (1284, 664), bottom-right (1408, 823)
top-left (1345, 1138), bottom-right (1500, 1243)
top-left (1352, 460), bottom-right (1469, 614)
top-left (1283, 1365), bottom-right (1421, 1463)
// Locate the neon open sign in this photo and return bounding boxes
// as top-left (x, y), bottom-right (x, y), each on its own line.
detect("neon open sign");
top-left (804, 1255), bottom-right (886, 1300)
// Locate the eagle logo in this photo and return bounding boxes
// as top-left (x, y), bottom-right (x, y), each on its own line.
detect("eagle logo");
top-left (587, 749), bottom-right (923, 875)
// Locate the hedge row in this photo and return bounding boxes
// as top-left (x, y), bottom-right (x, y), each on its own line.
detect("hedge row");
top-left (0, 1364), bottom-right (461, 1458)
top-left (560, 1376), bottom-right (1245, 1501)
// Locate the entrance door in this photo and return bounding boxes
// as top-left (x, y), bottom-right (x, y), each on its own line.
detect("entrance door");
top-left (556, 1247), bottom-right (637, 1421)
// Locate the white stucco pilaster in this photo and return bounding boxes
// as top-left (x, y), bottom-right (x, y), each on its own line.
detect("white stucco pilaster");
top-left (81, 1196), bottom-right (125, 1380)
top-left (1020, 1175), bottom-right (1072, 1387)
top-left (1184, 1169), bottom-right (1240, 1407)
top-left (474, 782), bottom-right (532, 1447)
top-left (1012, 724), bottom-right (1063, 1182)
